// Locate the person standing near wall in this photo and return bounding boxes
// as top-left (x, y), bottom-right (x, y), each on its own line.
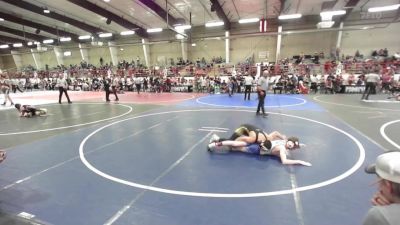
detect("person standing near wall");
top-left (56, 73), bottom-right (72, 104)
top-left (256, 70), bottom-right (269, 117)
top-left (111, 75), bottom-right (119, 101)
top-left (103, 77), bottom-right (111, 102)
top-left (1, 74), bottom-right (14, 106)
top-left (244, 72), bottom-right (253, 100)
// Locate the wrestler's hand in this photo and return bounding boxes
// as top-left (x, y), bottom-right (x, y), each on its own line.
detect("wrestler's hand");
top-left (300, 161), bottom-right (312, 167)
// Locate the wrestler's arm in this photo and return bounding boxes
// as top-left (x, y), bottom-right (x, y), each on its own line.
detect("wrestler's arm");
top-left (268, 131), bottom-right (286, 140)
top-left (278, 146), bottom-right (312, 166)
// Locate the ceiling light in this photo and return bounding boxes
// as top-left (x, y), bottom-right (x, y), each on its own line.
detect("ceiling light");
top-left (0, 18), bottom-right (4, 21)
top-left (99, 33), bottom-right (112, 38)
top-left (238, 18), bottom-right (260, 23)
top-left (34, 41), bottom-right (41, 45)
top-left (63, 51), bottom-right (71, 56)
top-left (60, 37), bottom-right (71, 42)
top-left (191, 43), bottom-right (196, 47)
top-left (174, 25), bottom-right (191, 30)
top-left (13, 43), bottom-right (23, 47)
top-left (120, 30), bottom-right (135, 35)
top-left (147, 28), bottom-right (163, 33)
top-left (0, 44), bottom-right (9, 49)
top-left (278, 14), bottom-right (302, 20)
top-left (27, 42), bottom-right (33, 46)
top-left (368, 4), bottom-right (400, 12)
top-left (43, 8), bottom-right (50, 13)
top-left (103, 0), bottom-right (110, 2)
top-left (205, 21), bottom-right (224, 27)
top-left (320, 10), bottom-right (346, 17)
top-left (120, 48), bottom-right (124, 51)
top-left (317, 21), bottom-right (335, 29)
top-left (79, 35), bottom-right (91, 40)
top-left (43, 39), bottom-right (54, 44)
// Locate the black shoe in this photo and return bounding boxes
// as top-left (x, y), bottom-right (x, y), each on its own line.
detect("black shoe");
top-left (1, 103), bottom-right (6, 106)
top-left (11, 103), bottom-right (14, 106)
top-left (68, 101), bottom-right (72, 104)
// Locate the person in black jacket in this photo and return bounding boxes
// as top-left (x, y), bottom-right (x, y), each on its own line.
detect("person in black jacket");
top-left (103, 77), bottom-right (111, 102)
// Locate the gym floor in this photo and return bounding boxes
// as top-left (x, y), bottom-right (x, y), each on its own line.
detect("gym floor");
top-left (0, 91), bottom-right (399, 225)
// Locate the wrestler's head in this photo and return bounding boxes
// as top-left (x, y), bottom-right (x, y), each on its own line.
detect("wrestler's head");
top-left (286, 137), bottom-right (300, 150)
top-left (14, 103), bottom-right (21, 111)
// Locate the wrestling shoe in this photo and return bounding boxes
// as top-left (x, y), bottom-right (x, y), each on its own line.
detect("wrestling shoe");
top-left (209, 134), bottom-right (220, 143)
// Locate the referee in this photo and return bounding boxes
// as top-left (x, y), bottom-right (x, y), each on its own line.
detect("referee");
top-left (256, 70), bottom-right (269, 117)
top-left (361, 68), bottom-right (380, 100)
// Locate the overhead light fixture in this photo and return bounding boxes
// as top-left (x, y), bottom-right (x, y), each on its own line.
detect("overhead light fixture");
top-left (13, 43), bottom-right (23, 47)
top-left (174, 25), bottom-right (192, 30)
top-left (63, 51), bottom-right (71, 56)
top-left (43, 39), bottom-right (54, 44)
top-left (120, 48), bottom-right (124, 51)
top-left (320, 10), bottom-right (346, 17)
top-left (238, 18), bottom-right (260, 23)
top-left (317, 21), bottom-right (335, 28)
top-left (368, 4), bottom-right (400, 12)
top-left (103, 0), bottom-right (110, 2)
top-left (79, 35), bottom-right (91, 40)
top-left (205, 21), bottom-right (224, 27)
top-left (147, 28), bottom-right (163, 33)
top-left (0, 18), bottom-right (4, 21)
top-left (43, 8), bottom-right (50, 13)
top-left (99, 33), bottom-right (112, 38)
top-left (191, 43), bottom-right (196, 47)
top-left (34, 41), bottom-right (41, 45)
top-left (120, 30), bottom-right (135, 35)
top-left (27, 42), bottom-right (33, 46)
top-left (278, 14), bottom-right (302, 20)
top-left (0, 44), bottom-right (9, 49)
top-left (60, 37), bottom-right (71, 42)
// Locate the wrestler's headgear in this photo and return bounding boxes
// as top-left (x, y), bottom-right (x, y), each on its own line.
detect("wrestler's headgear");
top-left (14, 103), bottom-right (21, 110)
top-left (287, 136), bottom-right (300, 149)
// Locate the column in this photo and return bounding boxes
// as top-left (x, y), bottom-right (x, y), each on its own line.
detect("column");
top-left (11, 50), bottom-right (23, 71)
top-left (31, 49), bottom-right (43, 70)
top-left (0, 56), bottom-right (4, 69)
top-left (53, 46), bottom-right (64, 65)
top-left (225, 31), bottom-right (230, 63)
top-left (79, 43), bottom-right (90, 64)
top-left (108, 41), bottom-right (119, 67)
top-left (181, 40), bottom-right (188, 62)
top-left (336, 22), bottom-right (344, 49)
top-left (142, 38), bottom-right (150, 67)
top-left (275, 26), bottom-right (282, 62)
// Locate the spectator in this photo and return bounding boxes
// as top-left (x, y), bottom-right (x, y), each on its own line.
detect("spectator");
top-left (363, 151), bottom-right (400, 225)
